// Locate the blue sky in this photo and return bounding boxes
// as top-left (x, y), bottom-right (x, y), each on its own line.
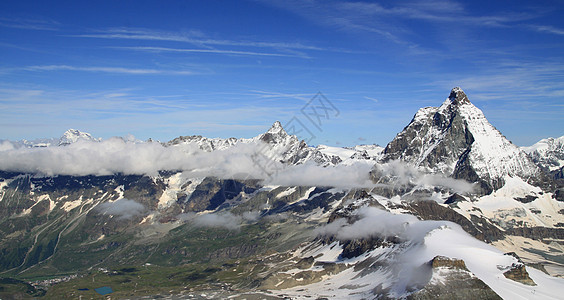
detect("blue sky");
top-left (0, 0), bottom-right (562, 146)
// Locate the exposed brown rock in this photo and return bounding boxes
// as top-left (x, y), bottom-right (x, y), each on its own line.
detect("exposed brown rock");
top-left (430, 256), bottom-right (467, 270)
top-left (503, 264), bottom-right (536, 286)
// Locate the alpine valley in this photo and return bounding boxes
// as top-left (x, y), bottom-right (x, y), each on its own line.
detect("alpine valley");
top-left (1, 88), bottom-right (563, 299)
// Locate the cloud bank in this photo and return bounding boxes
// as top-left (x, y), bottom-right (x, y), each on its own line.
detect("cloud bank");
top-left (0, 138), bottom-right (473, 193)
top-left (0, 138), bottom-right (375, 188)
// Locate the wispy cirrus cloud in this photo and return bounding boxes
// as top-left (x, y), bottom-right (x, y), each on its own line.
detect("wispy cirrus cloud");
top-left (0, 84), bottom-right (294, 140)
top-left (72, 27), bottom-right (327, 51)
top-left (21, 65), bottom-right (195, 75)
top-left (248, 90), bottom-right (315, 102)
top-left (430, 60), bottom-right (564, 101)
top-left (258, 0), bottom-right (541, 48)
top-left (0, 16), bottom-right (60, 31)
top-left (110, 46), bottom-right (306, 58)
top-left (530, 24), bottom-right (564, 36)
top-left (337, 1), bottom-right (535, 27)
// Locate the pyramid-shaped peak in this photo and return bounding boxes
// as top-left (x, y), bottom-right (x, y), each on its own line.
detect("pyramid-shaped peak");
top-left (448, 87), bottom-right (471, 106)
top-left (267, 121), bottom-right (286, 135)
top-left (259, 121), bottom-right (294, 144)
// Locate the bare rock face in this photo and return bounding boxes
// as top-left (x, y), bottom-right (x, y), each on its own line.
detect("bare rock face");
top-left (408, 256), bottom-right (502, 300)
top-left (503, 264), bottom-right (536, 286)
top-left (500, 252), bottom-right (536, 286)
top-left (430, 256), bottom-right (468, 270)
top-left (502, 260), bottom-right (536, 286)
top-left (406, 200), bottom-right (505, 243)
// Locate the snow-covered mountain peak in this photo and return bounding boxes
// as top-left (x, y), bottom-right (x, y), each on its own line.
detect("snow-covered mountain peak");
top-left (522, 135), bottom-right (564, 172)
top-left (383, 88), bottom-right (540, 193)
top-left (267, 121), bottom-right (285, 134)
top-left (259, 121), bottom-right (294, 145)
top-left (448, 87), bottom-right (471, 106)
top-left (58, 129), bottom-right (99, 146)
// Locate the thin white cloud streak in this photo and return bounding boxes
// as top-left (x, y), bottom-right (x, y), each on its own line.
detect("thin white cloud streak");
top-left (0, 86), bottom-right (298, 142)
top-left (72, 27), bottom-right (327, 51)
top-left (338, 1), bottom-right (534, 27)
top-left (112, 46), bottom-right (303, 58)
top-left (430, 61), bottom-right (564, 101)
top-left (248, 90), bottom-right (314, 102)
top-left (530, 25), bottom-right (564, 36)
top-left (0, 87), bottom-right (243, 113)
top-left (258, 0), bottom-right (540, 50)
top-left (0, 16), bottom-right (60, 31)
top-left (22, 65), bottom-right (195, 75)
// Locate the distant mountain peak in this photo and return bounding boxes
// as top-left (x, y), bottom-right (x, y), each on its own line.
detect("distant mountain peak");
top-left (58, 129), bottom-right (99, 146)
top-left (522, 135), bottom-right (564, 173)
top-left (266, 121), bottom-right (286, 135)
top-left (448, 87), bottom-right (471, 106)
top-left (260, 121), bottom-right (291, 144)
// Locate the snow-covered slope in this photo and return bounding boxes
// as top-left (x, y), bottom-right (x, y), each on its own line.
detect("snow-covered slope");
top-left (317, 144), bottom-right (384, 163)
top-left (167, 135), bottom-right (238, 151)
top-left (268, 207), bottom-right (564, 299)
top-left (58, 129), bottom-right (100, 146)
top-left (12, 138), bottom-right (57, 148)
top-left (523, 136), bottom-right (564, 172)
top-left (167, 121), bottom-right (341, 166)
top-left (383, 87), bottom-right (540, 193)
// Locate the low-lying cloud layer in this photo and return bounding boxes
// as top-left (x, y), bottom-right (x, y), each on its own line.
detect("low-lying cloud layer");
top-left (0, 138), bottom-right (270, 177)
top-left (95, 198), bottom-right (146, 219)
top-left (315, 206), bottom-right (419, 241)
top-left (0, 138), bottom-right (474, 193)
top-left (178, 211), bottom-right (261, 230)
top-left (371, 160), bottom-right (475, 194)
top-left (0, 138), bottom-right (375, 188)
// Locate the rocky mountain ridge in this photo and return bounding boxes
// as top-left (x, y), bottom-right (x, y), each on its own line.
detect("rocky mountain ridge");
top-left (382, 87), bottom-right (542, 194)
top-left (0, 88), bottom-right (563, 299)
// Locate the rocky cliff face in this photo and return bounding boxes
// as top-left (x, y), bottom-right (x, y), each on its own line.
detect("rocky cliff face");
top-left (408, 256), bottom-right (502, 300)
top-left (383, 87), bottom-right (541, 194)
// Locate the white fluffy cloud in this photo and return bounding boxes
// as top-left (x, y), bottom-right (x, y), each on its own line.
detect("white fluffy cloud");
top-left (266, 161), bottom-right (374, 188)
top-left (0, 139), bottom-right (473, 193)
top-left (95, 198), bottom-right (146, 219)
top-left (371, 160), bottom-right (475, 194)
top-left (0, 138), bottom-right (376, 188)
top-left (315, 206), bottom-right (419, 240)
top-left (0, 138), bottom-right (271, 178)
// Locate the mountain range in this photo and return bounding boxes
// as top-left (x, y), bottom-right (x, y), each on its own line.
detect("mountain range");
top-left (0, 88), bottom-right (563, 299)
